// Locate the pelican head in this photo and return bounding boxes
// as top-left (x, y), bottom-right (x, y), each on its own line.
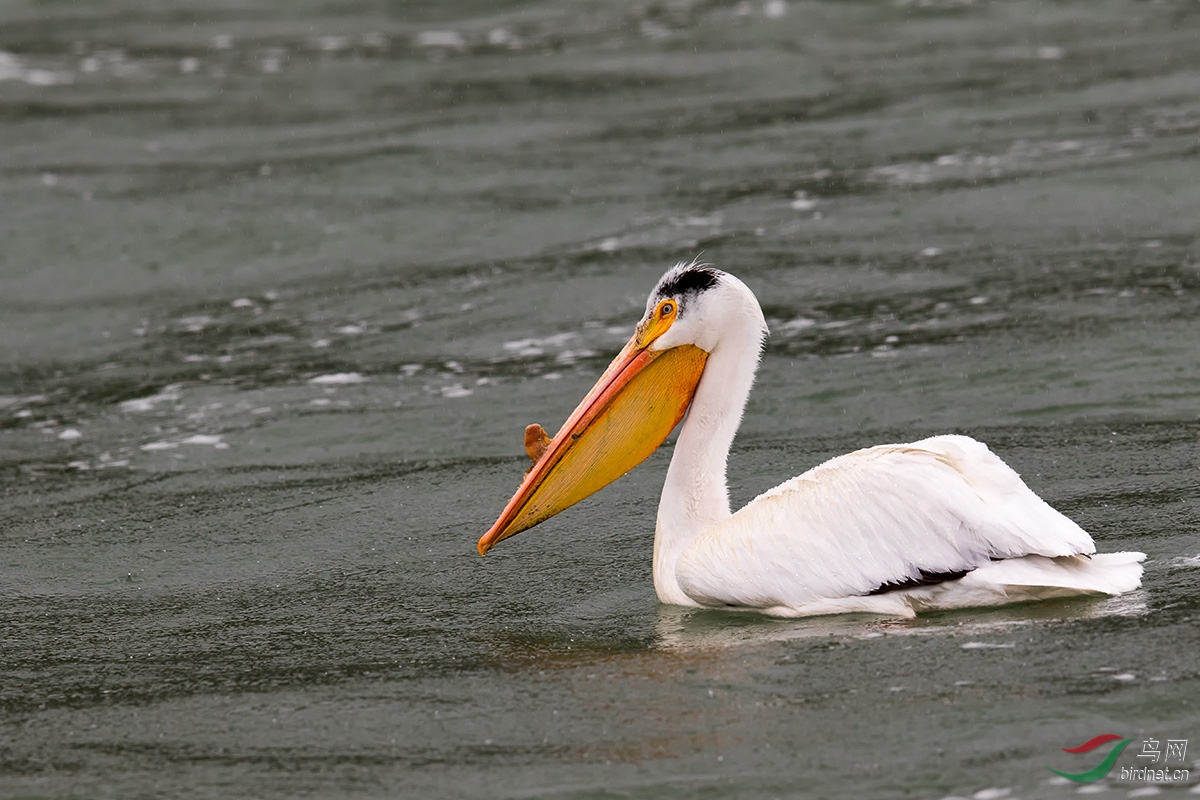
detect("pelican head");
top-left (478, 262), bottom-right (762, 555)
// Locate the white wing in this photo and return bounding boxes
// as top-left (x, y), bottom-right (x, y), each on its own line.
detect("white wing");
top-left (675, 434), bottom-right (1098, 610)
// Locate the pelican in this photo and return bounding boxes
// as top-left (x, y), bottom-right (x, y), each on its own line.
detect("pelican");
top-left (478, 262), bottom-right (1144, 617)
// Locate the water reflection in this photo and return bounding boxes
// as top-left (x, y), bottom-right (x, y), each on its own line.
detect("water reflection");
top-left (653, 592), bottom-right (1149, 651)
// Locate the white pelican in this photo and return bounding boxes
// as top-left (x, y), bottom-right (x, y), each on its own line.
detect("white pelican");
top-left (478, 263), bottom-right (1145, 617)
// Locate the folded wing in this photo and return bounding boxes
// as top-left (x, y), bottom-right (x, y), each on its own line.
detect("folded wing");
top-left (675, 434), bottom-right (1099, 610)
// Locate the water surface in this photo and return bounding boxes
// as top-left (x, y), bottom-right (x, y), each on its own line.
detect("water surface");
top-left (2, 1), bottom-right (1199, 798)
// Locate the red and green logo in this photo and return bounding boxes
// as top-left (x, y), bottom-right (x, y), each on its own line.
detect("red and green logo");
top-left (1047, 734), bottom-right (1134, 783)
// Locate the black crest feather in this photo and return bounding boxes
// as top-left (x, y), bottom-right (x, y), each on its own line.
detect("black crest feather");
top-left (654, 264), bottom-right (721, 301)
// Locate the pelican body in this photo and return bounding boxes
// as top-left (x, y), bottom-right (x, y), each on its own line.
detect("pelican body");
top-left (478, 263), bottom-right (1144, 617)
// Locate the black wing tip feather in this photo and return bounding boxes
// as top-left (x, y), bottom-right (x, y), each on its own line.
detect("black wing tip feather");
top-left (866, 567), bottom-right (973, 596)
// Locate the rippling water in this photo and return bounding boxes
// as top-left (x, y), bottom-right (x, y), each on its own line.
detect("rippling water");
top-left (2, 2), bottom-right (1199, 798)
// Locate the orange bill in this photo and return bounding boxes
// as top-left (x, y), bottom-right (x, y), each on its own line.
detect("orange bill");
top-left (478, 340), bottom-right (708, 554)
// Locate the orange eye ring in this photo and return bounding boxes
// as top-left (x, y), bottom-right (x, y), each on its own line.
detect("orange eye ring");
top-left (635, 300), bottom-right (680, 348)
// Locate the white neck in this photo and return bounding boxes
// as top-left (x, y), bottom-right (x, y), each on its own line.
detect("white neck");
top-left (652, 306), bottom-right (764, 606)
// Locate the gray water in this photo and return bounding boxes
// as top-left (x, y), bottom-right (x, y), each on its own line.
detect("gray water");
top-left (2, 2), bottom-right (1199, 798)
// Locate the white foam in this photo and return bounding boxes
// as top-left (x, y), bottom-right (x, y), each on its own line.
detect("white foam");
top-left (504, 332), bottom-right (575, 351)
top-left (961, 641), bottom-right (1015, 650)
top-left (779, 317), bottom-right (816, 333)
top-left (0, 51), bottom-right (72, 85)
top-left (180, 434), bottom-right (228, 450)
top-left (972, 789), bottom-right (1010, 800)
top-left (315, 35), bottom-right (349, 52)
top-left (177, 315), bottom-right (214, 333)
top-left (120, 386), bottom-right (182, 412)
top-left (671, 213), bottom-right (723, 227)
top-left (790, 191), bottom-right (817, 211)
top-left (763, 0), bottom-right (788, 19)
top-left (417, 31), bottom-right (466, 50)
top-left (309, 373), bottom-right (367, 385)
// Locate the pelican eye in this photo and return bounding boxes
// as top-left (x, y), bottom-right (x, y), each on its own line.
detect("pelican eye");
top-left (660, 301), bottom-right (675, 317)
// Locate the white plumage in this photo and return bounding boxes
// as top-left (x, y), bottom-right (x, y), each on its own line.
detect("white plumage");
top-left (673, 435), bottom-right (1143, 617)
top-left (481, 262), bottom-right (1145, 617)
top-left (644, 264), bottom-right (1143, 617)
